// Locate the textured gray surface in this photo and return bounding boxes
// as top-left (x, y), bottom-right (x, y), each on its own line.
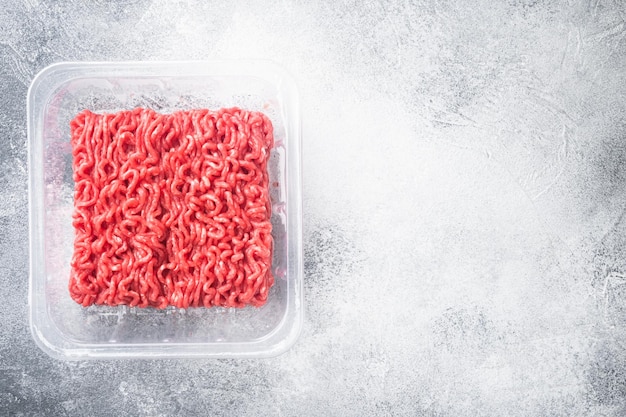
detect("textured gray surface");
top-left (1, 0), bottom-right (626, 415)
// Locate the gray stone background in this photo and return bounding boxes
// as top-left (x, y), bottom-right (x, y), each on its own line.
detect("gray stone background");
top-left (2, 0), bottom-right (626, 415)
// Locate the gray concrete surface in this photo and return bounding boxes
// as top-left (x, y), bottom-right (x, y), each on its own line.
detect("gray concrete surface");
top-left (2, 0), bottom-right (626, 415)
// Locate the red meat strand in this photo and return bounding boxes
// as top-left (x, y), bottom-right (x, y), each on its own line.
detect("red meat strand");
top-left (69, 107), bottom-right (274, 309)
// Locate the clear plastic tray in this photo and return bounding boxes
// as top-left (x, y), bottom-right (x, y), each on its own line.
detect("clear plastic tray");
top-left (27, 61), bottom-right (303, 359)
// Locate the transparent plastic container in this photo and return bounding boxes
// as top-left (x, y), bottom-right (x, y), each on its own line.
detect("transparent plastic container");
top-left (27, 61), bottom-right (303, 359)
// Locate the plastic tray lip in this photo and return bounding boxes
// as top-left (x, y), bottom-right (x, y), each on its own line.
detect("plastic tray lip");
top-left (29, 58), bottom-right (295, 74)
top-left (27, 60), bottom-right (303, 360)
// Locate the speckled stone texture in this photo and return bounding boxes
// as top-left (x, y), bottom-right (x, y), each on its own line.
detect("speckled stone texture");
top-left (2, 0), bottom-right (626, 415)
